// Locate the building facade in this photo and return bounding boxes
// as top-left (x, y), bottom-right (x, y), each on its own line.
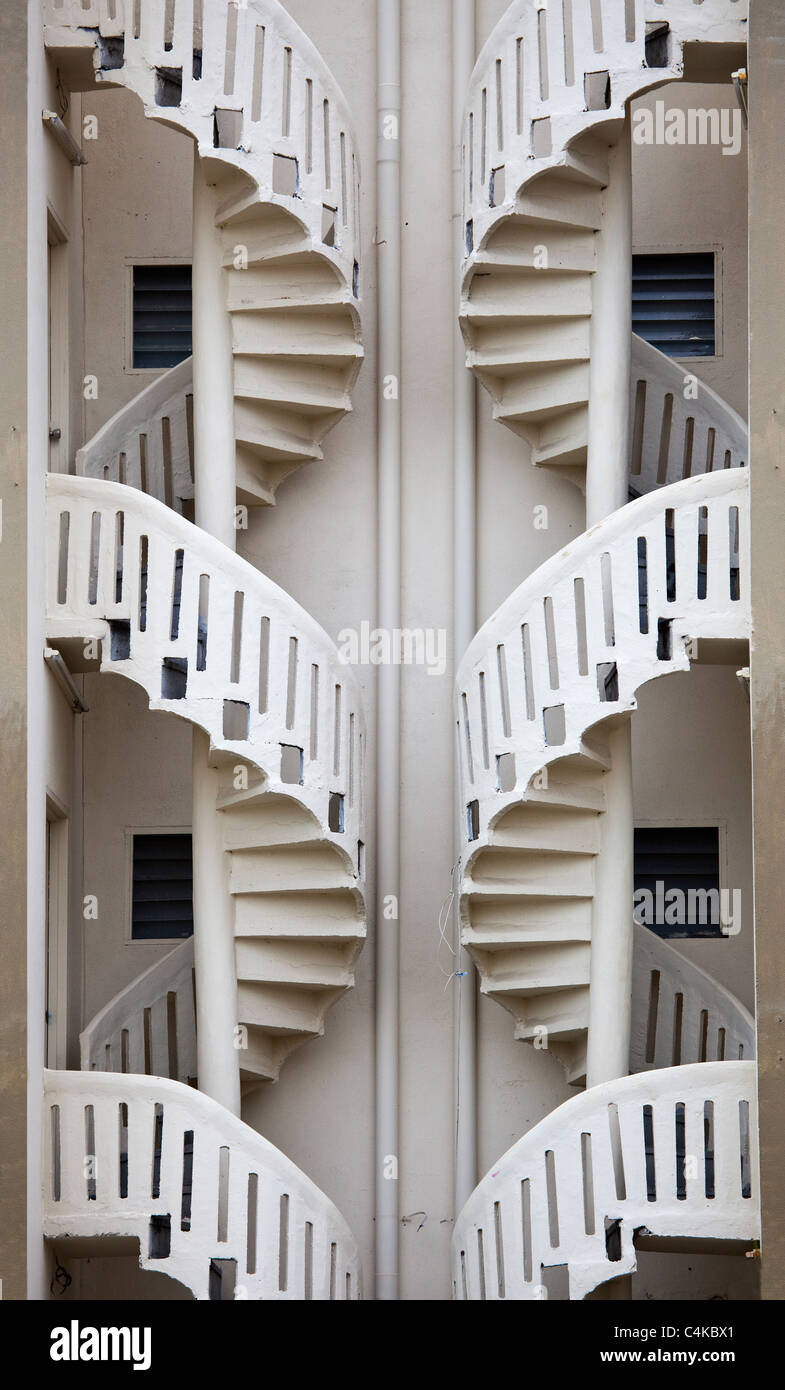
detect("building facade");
top-left (2, 0), bottom-right (782, 1302)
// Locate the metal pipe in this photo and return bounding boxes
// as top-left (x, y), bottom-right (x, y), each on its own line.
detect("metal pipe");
top-left (44, 648), bottom-right (89, 713)
top-left (375, 0), bottom-right (402, 1303)
top-left (452, 0), bottom-right (478, 1219)
top-left (190, 146), bottom-right (241, 1116)
top-left (42, 110), bottom-right (87, 166)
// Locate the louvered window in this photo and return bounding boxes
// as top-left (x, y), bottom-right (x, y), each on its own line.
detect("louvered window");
top-left (131, 833), bottom-right (194, 940)
top-left (634, 826), bottom-right (722, 939)
top-left (632, 252), bottom-right (715, 358)
top-left (132, 264), bottom-right (192, 369)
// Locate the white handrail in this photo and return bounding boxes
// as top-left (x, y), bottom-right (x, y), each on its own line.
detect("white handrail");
top-left (44, 0), bottom-right (360, 287)
top-left (47, 474), bottom-right (366, 877)
top-left (76, 358), bottom-right (194, 509)
top-left (80, 938), bottom-right (196, 1084)
top-left (631, 923), bottom-right (754, 1073)
top-left (453, 1060), bottom-right (758, 1300)
top-left (457, 470), bottom-right (749, 856)
top-left (44, 1068), bottom-right (361, 1299)
top-left (630, 335), bottom-right (747, 496)
top-left (461, 0), bottom-right (747, 256)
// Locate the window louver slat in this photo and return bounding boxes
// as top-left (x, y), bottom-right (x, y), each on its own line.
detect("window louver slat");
top-left (132, 833), bottom-right (194, 940)
top-left (632, 253), bottom-right (715, 359)
top-left (634, 826), bottom-right (723, 940)
top-left (133, 265), bottom-right (193, 369)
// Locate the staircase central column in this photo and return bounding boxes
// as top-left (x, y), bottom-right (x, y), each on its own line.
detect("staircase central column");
top-left (191, 148), bottom-right (241, 1116)
top-left (585, 125), bottom-right (635, 1091)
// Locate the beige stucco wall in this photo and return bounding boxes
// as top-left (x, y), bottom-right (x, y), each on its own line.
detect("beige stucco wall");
top-left (66, 2), bottom-right (753, 1302)
top-left (81, 88), bottom-right (193, 441)
top-left (632, 82), bottom-right (748, 417)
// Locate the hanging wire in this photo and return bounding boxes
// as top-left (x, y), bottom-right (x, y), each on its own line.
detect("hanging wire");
top-left (437, 857), bottom-right (466, 991)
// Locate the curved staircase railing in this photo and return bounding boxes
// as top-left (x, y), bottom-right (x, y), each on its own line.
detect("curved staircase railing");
top-left (81, 938), bottom-right (196, 1084)
top-left (452, 1060), bottom-right (758, 1301)
top-left (76, 358), bottom-right (194, 512)
top-left (631, 922), bottom-right (754, 1074)
top-left (47, 473), bottom-right (365, 875)
top-left (630, 335), bottom-right (747, 497)
top-left (44, 0), bottom-right (360, 287)
top-left (458, 0), bottom-right (747, 489)
top-left (44, 1068), bottom-right (361, 1299)
top-left (50, 473), bottom-right (367, 1086)
top-left (45, 0), bottom-right (364, 498)
top-left (457, 468), bottom-right (748, 858)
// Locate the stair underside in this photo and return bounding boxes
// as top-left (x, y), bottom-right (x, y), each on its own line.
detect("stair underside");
top-left (219, 789), bottom-right (365, 1089)
top-left (463, 750), bottom-right (609, 1086)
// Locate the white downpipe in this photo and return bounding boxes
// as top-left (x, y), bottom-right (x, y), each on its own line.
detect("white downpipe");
top-left (585, 125), bottom-right (634, 1090)
top-left (191, 147), bottom-right (241, 1116)
top-left (452, 0), bottom-right (478, 1217)
top-left (375, 0), bottom-right (401, 1301)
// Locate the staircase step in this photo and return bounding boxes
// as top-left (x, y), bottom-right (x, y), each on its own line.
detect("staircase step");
top-left (554, 145), bottom-right (611, 189)
top-left (233, 400), bottom-right (325, 460)
top-left (237, 982), bottom-right (332, 1035)
top-left (234, 888), bottom-right (364, 939)
top-left (533, 405), bottom-right (590, 468)
top-left (515, 186), bottom-right (604, 231)
top-left (232, 358), bottom-right (351, 416)
top-left (231, 311), bottom-right (363, 368)
top-left (522, 779), bottom-right (606, 814)
top-left (513, 987), bottom-right (590, 1041)
top-left (225, 260), bottom-right (349, 308)
top-left (236, 939), bottom-right (355, 988)
top-left (494, 363), bottom-right (591, 424)
top-left (469, 317), bottom-right (591, 371)
top-left (489, 804), bottom-right (601, 853)
top-left (464, 272), bottom-right (592, 321)
top-left (229, 845), bottom-right (355, 894)
top-left (469, 848), bottom-right (596, 895)
top-left (470, 893), bottom-right (592, 935)
top-left (464, 922), bottom-right (591, 949)
top-left (483, 941), bottom-right (591, 995)
top-left (472, 219), bottom-right (597, 274)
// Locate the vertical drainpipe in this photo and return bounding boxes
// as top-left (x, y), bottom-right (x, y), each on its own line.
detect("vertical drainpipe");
top-left (376, 0), bottom-right (402, 1301)
top-left (190, 147), bottom-right (242, 1118)
top-left (584, 128), bottom-right (635, 1094)
top-left (452, 0), bottom-right (478, 1219)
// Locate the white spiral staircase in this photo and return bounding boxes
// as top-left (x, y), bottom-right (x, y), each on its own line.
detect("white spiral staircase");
top-left (453, 1062), bottom-right (758, 1301)
top-left (45, 1069), bottom-right (361, 1299)
top-left (460, 0), bottom-right (746, 490)
top-left (48, 473), bottom-right (367, 1087)
top-left (45, 0), bottom-right (363, 506)
top-left (453, 0), bottom-right (755, 1298)
top-left (42, 0), bottom-right (366, 1297)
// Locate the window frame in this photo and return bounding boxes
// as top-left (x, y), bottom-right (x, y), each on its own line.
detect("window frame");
top-left (631, 242), bottom-right (724, 364)
top-left (124, 256), bottom-right (193, 377)
top-left (633, 818), bottom-right (730, 941)
top-left (124, 825), bottom-right (194, 946)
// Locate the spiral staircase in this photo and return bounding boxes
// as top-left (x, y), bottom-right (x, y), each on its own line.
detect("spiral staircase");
top-left (42, 0), bottom-right (366, 1299)
top-left (453, 0), bottom-right (757, 1299)
top-left (45, 0), bottom-right (362, 506)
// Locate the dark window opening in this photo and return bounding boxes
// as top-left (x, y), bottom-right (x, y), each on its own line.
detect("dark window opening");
top-left (133, 264), bottom-right (192, 370)
top-left (132, 833), bottom-right (193, 941)
top-left (634, 826), bottom-right (723, 940)
top-left (632, 252), bottom-right (715, 358)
